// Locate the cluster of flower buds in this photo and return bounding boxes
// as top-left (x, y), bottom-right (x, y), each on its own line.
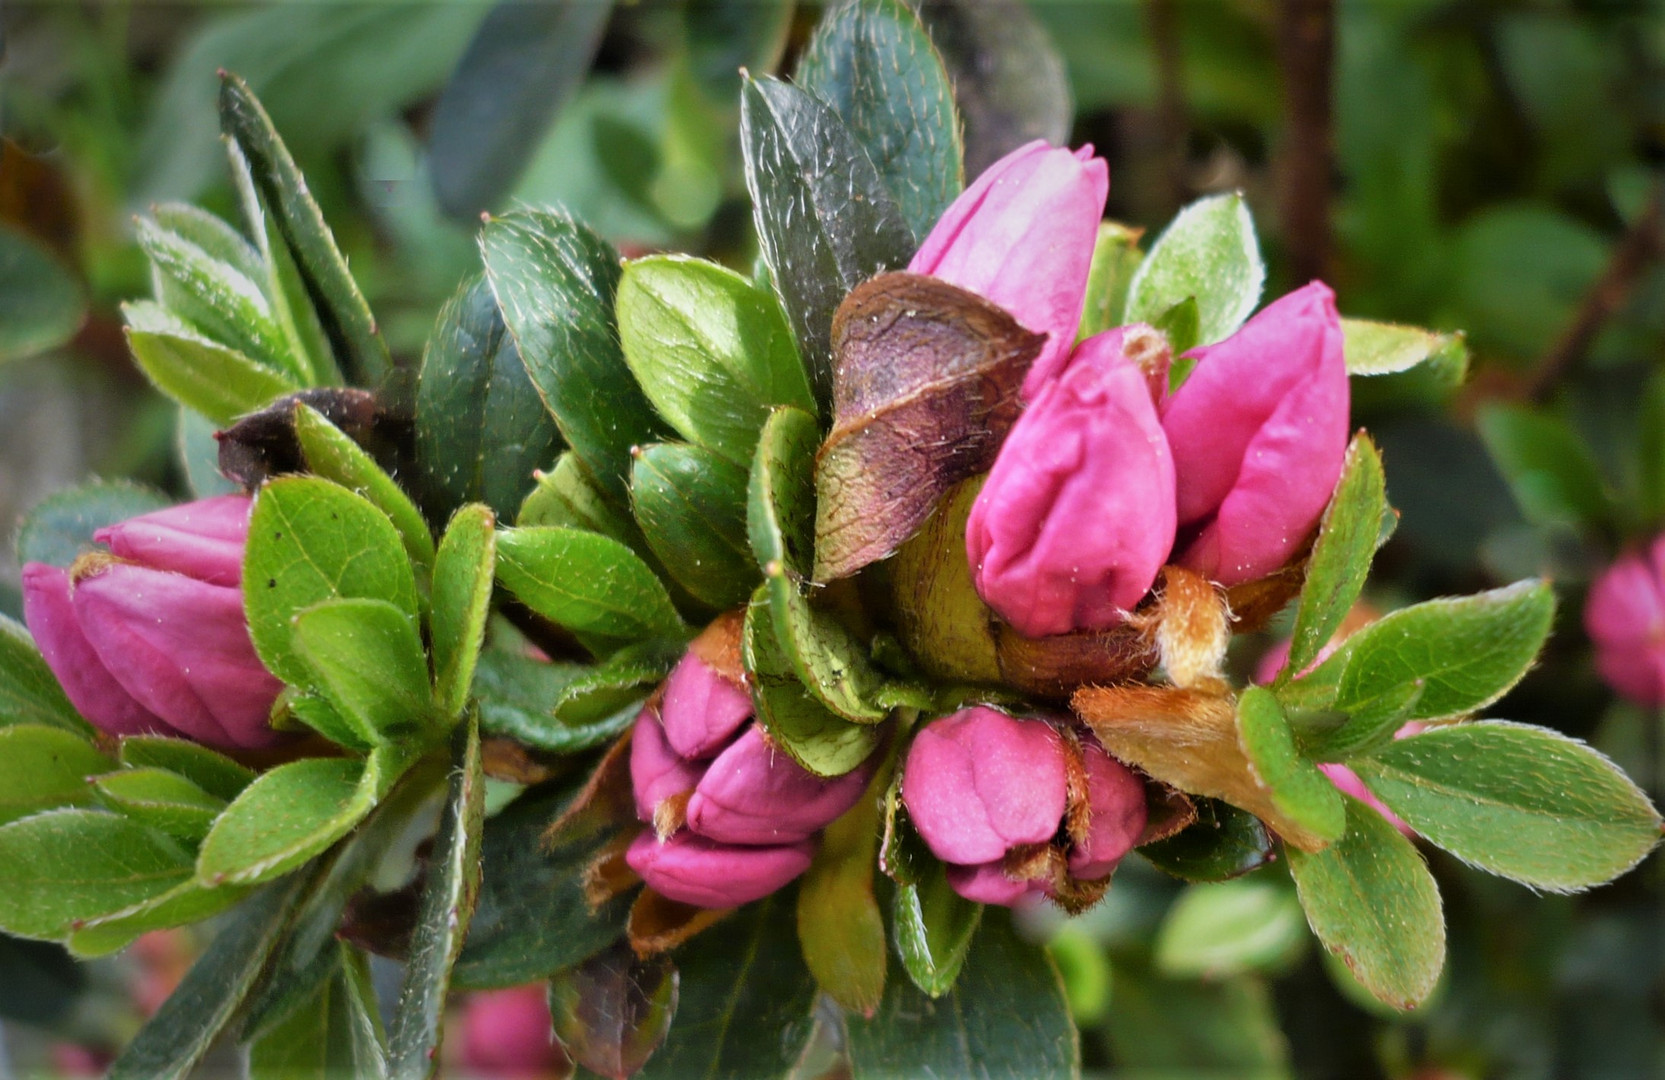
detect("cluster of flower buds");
top-left (22, 495), bottom-right (283, 751)
top-left (918, 141), bottom-right (1350, 638)
top-left (1584, 536), bottom-right (1665, 707)
top-left (627, 641), bottom-right (871, 908)
top-left (899, 706), bottom-right (1147, 907)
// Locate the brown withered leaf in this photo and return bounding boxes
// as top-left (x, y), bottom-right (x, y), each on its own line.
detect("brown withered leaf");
top-left (583, 831), bottom-right (641, 909)
top-left (480, 736), bottom-right (563, 784)
top-left (549, 941), bottom-right (677, 1080)
top-left (814, 272), bottom-right (1044, 581)
top-left (1138, 781), bottom-right (1199, 846)
top-left (1072, 685), bottom-right (1330, 853)
top-left (687, 609), bottom-right (746, 685)
top-left (628, 889), bottom-right (732, 957)
top-left (216, 387), bottom-right (381, 489)
top-left (1225, 540), bottom-right (1313, 632)
top-left (543, 731), bottom-right (637, 851)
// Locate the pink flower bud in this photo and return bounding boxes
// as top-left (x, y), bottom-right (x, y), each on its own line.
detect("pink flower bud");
top-left (685, 725), bottom-right (871, 846)
top-left (625, 829), bottom-right (814, 909)
top-left (630, 706), bottom-right (706, 828)
top-left (460, 985), bottom-right (567, 1079)
top-left (909, 140), bottom-right (1108, 398)
top-left (1320, 763), bottom-right (1414, 837)
top-left (901, 707), bottom-right (1068, 866)
top-left (21, 496), bottom-right (283, 750)
top-left (945, 860), bottom-right (1037, 907)
top-left (1162, 282), bottom-right (1349, 585)
top-left (1068, 737), bottom-right (1147, 880)
top-left (658, 649), bottom-right (753, 760)
top-left (1585, 538), bottom-right (1665, 707)
top-left (966, 328), bottom-right (1176, 637)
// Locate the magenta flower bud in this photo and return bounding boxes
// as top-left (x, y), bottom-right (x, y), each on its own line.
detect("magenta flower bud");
top-left (21, 495), bottom-right (283, 751)
top-left (1585, 539), bottom-right (1665, 707)
top-left (909, 139), bottom-right (1108, 397)
top-left (1162, 282), bottom-right (1349, 586)
top-left (625, 829), bottom-right (814, 909)
top-left (685, 725), bottom-right (871, 846)
top-left (1320, 763), bottom-right (1414, 838)
top-left (659, 649), bottom-right (753, 760)
top-left (460, 985), bottom-right (565, 1079)
top-left (966, 328), bottom-right (1176, 637)
top-left (1068, 738), bottom-right (1148, 880)
top-left (945, 860), bottom-right (1037, 907)
top-left (630, 706), bottom-right (706, 829)
top-left (901, 707), bottom-right (1068, 866)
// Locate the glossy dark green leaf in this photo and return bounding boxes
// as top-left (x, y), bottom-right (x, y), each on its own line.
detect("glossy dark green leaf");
top-left (474, 649), bottom-right (629, 754)
top-left (293, 402), bottom-right (436, 572)
top-left (0, 725), bottom-right (111, 825)
top-left (247, 944), bottom-right (388, 1080)
top-left (119, 736), bottom-right (257, 803)
top-left (1076, 220), bottom-right (1144, 339)
top-left (632, 443), bottom-right (757, 609)
top-left (744, 589), bottom-right (882, 778)
top-left (495, 526), bottom-right (687, 645)
top-left (481, 208), bottom-right (666, 505)
top-left (746, 405), bottom-right (819, 577)
top-left (388, 717), bottom-right (484, 1079)
top-left (1477, 403), bottom-right (1613, 529)
top-left (1236, 688), bottom-right (1345, 846)
top-left (0, 614), bottom-right (94, 736)
top-left (428, 0), bottom-right (612, 218)
top-left (0, 223), bottom-right (85, 363)
top-left (1155, 879), bottom-right (1307, 979)
top-left (220, 73), bottom-right (390, 384)
top-left (617, 255), bottom-right (815, 465)
top-left (1286, 434), bottom-right (1385, 675)
top-left (196, 754), bottom-right (382, 887)
top-left (107, 874), bottom-right (311, 1080)
top-left (16, 479), bottom-right (170, 569)
top-left (1126, 192), bottom-right (1264, 348)
top-left (295, 598), bottom-right (438, 744)
top-left (548, 941), bottom-right (678, 1080)
top-left (1139, 799), bottom-right (1275, 883)
top-left (0, 808), bottom-right (193, 940)
top-left (741, 74), bottom-right (916, 406)
top-left (431, 505), bottom-right (497, 720)
top-left (1287, 795), bottom-right (1445, 1011)
top-left (635, 895), bottom-right (817, 1080)
top-left (416, 274), bottom-right (565, 521)
top-left (454, 778), bottom-right (632, 989)
top-left (554, 637), bottom-right (687, 725)
top-left (1353, 721), bottom-right (1662, 892)
top-left (914, 0), bottom-right (1072, 178)
top-left (846, 909), bottom-right (1077, 1079)
top-left (798, 0), bottom-right (963, 240)
top-left (92, 767), bottom-right (225, 842)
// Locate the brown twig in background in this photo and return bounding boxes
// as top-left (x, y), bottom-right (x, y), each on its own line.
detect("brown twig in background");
top-left (1276, 0), bottom-right (1335, 284)
top-left (1524, 185), bottom-right (1665, 404)
top-left (1142, 0), bottom-right (1189, 213)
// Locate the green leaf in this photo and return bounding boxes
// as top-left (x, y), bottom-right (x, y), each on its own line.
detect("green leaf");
top-left (1286, 434), bottom-right (1385, 675)
top-left (747, 405), bottom-right (819, 577)
top-left (0, 809), bottom-right (193, 940)
top-left (244, 475), bottom-right (421, 705)
top-left (635, 895), bottom-right (817, 1080)
top-left (107, 874), bottom-right (311, 1080)
top-left (196, 755), bottom-right (382, 887)
top-left (618, 255), bottom-right (816, 466)
top-left (124, 323), bottom-right (298, 427)
top-left (415, 273), bottom-right (565, 521)
top-left (92, 767), bottom-right (226, 842)
top-left (0, 613), bottom-right (94, 736)
top-left (1138, 798), bottom-right (1275, 883)
top-left (388, 717), bottom-right (484, 1079)
top-left (797, 0), bottom-right (964, 240)
top-left (846, 909), bottom-right (1078, 1079)
top-left (1328, 580), bottom-right (1556, 752)
top-left (0, 725), bottom-right (111, 825)
top-left (295, 599), bottom-right (437, 744)
top-left (293, 403), bottom-right (437, 572)
top-left (1077, 220), bottom-right (1144, 339)
top-left (67, 876), bottom-right (250, 958)
top-left (1153, 295), bottom-right (1201, 359)
top-left (744, 589), bottom-right (883, 778)
top-left (1352, 721), bottom-right (1662, 892)
top-left (220, 73), bottom-right (390, 384)
top-left (880, 773), bottom-right (984, 998)
top-left (475, 651), bottom-right (627, 754)
top-left (1155, 879), bottom-right (1308, 978)
top-left (119, 736), bottom-right (257, 802)
top-left (632, 443), bottom-right (757, 609)
top-left (553, 637), bottom-right (686, 725)
top-left (741, 74), bottom-right (916, 406)
top-left (1103, 954), bottom-right (1289, 1077)
top-left (16, 480), bottom-right (170, 569)
top-left (519, 452), bottom-right (633, 536)
top-left (1341, 317), bottom-right (1466, 378)
top-left (769, 569), bottom-right (890, 723)
top-left (1237, 689), bottom-right (1345, 846)
top-left (247, 944), bottom-right (388, 1080)
top-left (797, 764), bottom-right (888, 1015)
top-left (134, 215), bottom-right (289, 369)
top-left (431, 505), bottom-right (497, 720)
top-left (0, 224), bottom-right (85, 362)
top-left (1125, 191), bottom-right (1264, 348)
top-left (1287, 795), bottom-right (1445, 1011)
top-left (1478, 403), bottom-right (1613, 529)
top-left (481, 207), bottom-right (666, 506)
top-left (453, 777), bottom-right (632, 990)
top-left (495, 526), bottom-right (687, 645)
top-left (1638, 370), bottom-right (1665, 524)
top-left (150, 202), bottom-right (265, 284)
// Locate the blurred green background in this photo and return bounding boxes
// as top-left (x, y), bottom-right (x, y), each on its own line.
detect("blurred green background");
top-left (2, 1), bottom-right (1663, 1077)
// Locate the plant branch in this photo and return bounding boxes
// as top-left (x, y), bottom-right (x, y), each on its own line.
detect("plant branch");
top-left (1277, 0), bottom-right (1335, 284)
top-left (1142, 0), bottom-right (1190, 213)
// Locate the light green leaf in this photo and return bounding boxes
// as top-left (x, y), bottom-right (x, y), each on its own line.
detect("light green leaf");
top-left (1126, 191), bottom-right (1264, 348)
top-left (1077, 220), bottom-right (1144, 339)
top-left (495, 526), bottom-right (686, 645)
top-left (431, 505), bottom-right (497, 720)
top-left (1341, 317), bottom-right (1466, 377)
top-left (124, 321), bottom-right (298, 427)
top-left (1155, 879), bottom-right (1308, 978)
top-left (295, 599), bottom-right (437, 744)
top-left (747, 405), bottom-right (819, 577)
top-left (1236, 687), bottom-right (1345, 846)
top-left (196, 755), bottom-right (381, 887)
top-left (768, 568), bottom-right (890, 723)
top-left (67, 875), bottom-right (249, 958)
top-left (119, 736), bottom-right (256, 802)
top-left (294, 403), bottom-right (436, 572)
top-left (0, 808), bottom-right (193, 940)
top-left (1286, 433), bottom-right (1385, 675)
top-left (92, 767), bottom-right (226, 842)
top-left (0, 725), bottom-right (111, 825)
top-left (135, 215), bottom-right (288, 368)
top-left (0, 613), bottom-right (95, 736)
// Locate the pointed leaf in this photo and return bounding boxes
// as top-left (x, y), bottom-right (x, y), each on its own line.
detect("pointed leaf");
top-left (631, 443), bottom-right (757, 609)
top-left (1126, 192), bottom-right (1264, 348)
top-left (432, 505), bottom-right (497, 719)
top-left (1077, 220), bottom-right (1145, 339)
top-left (92, 767), bottom-right (226, 842)
top-left (124, 324), bottom-right (298, 427)
top-left (67, 876), bottom-right (250, 958)
top-left (1342, 318), bottom-right (1466, 377)
top-left (295, 598), bottom-right (437, 744)
top-left (134, 215), bottom-right (289, 369)
top-left (1286, 434), bottom-right (1385, 675)
top-left (119, 735), bottom-right (257, 802)
top-left (248, 944), bottom-right (388, 1080)
top-left (495, 526), bottom-right (687, 644)
top-left (196, 755), bottom-right (381, 887)
top-left (0, 809), bottom-right (193, 940)
top-left (294, 402), bottom-right (436, 572)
